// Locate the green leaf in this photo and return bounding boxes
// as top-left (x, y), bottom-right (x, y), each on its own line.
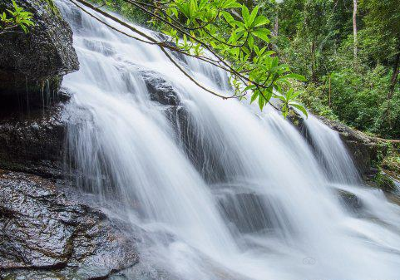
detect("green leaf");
top-left (274, 93), bottom-right (286, 102)
top-left (253, 15), bottom-right (269, 27)
top-left (290, 102), bottom-right (308, 118)
top-left (222, 11), bottom-right (235, 26)
top-left (247, 35), bottom-right (254, 50)
top-left (252, 28), bottom-right (270, 42)
top-left (264, 89), bottom-right (273, 101)
top-left (258, 93), bottom-right (265, 110)
top-left (248, 6), bottom-right (259, 27)
top-left (250, 91), bottom-right (258, 103)
top-left (241, 5), bottom-right (250, 25)
top-left (244, 84), bottom-right (256, 91)
top-left (289, 90), bottom-right (302, 100)
top-left (219, 0), bottom-right (241, 9)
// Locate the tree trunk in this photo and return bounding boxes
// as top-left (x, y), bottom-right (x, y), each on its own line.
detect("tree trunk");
top-left (311, 41), bottom-right (317, 82)
top-left (353, 0), bottom-right (358, 63)
top-left (328, 74), bottom-right (332, 107)
top-left (273, 14), bottom-right (279, 37)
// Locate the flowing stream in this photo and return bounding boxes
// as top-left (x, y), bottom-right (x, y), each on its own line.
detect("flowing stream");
top-left (58, 1), bottom-right (400, 279)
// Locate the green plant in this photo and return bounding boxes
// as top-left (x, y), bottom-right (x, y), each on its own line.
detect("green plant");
top-left (162, 0), bottom-right (308, 115)
top-left (374, 171), bottom-right (396, 193)
top-left (76, 0), bottom-right (308, 117)
top-left (0, 0), bottom-right (34, 34)
top-left (275, 88), bottom-right (308, 118)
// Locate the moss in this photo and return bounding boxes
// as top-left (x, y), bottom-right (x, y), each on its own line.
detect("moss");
top-left (381, 148), bottom-right (400, 172)
top-left (371, 141), bottom-right (389, 167)
top-left (44, 0), bottom-right (61, 17)
top-left (287, 110), bottom-right (302, 127)
top-left (31, 0), bottom-right (61, 18)
top-left (377, 143), bottom-right (400, 182)
top-left (374, 171), bottom-right (396, 193)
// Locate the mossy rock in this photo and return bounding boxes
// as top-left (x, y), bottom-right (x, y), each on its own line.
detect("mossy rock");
top-left (374, 171), bottom-right (396, 193)
top-left (0, 0), bottom-right (79, 108)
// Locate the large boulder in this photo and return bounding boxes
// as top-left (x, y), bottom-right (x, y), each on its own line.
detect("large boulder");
top-left (0, 0), bottom-right (79, 107)
top-left (0, 170), bottom-right (138, 279)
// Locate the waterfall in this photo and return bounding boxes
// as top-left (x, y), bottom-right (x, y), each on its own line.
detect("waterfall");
top-left (58, 1), bottom-right (400, 279)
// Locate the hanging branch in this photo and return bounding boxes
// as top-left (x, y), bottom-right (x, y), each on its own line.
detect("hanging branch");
top-left (69, 0), bottom-right (308, 116)
top-left (71, 0), bottom-right (234, 99)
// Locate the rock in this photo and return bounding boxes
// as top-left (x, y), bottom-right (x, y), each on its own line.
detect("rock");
top-left (0, 170), bottom-right (138, 279)
top-left (0, 105), bottom-right (142, 278)
top-left (0, 0), bottom-right (79, 108)
top-left (217, 190), bottom-right (274, 234)
top-left (140, 70), bottom-right (181, 106)
top-left (337, 189), bottom-right (364, 212)
top-left (0, 103), bottom-right (66, 177)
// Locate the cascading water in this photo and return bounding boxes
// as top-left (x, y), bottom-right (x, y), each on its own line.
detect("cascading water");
top-left (58, 1), bottom-right (400, 279)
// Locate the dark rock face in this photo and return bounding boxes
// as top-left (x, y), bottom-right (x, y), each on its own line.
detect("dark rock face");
top-left (0, 170), bottom-right (138, 279)
top-left (0, 102), bottom-right (142, 279)
top-left (0, 106), bottom-right (142, 278)
top-left (140, 70), bottom-right (181, 106)
top-left (0, 104), bottom-right (66, 177)
top-left (0, 0), bottom-right (79, 106)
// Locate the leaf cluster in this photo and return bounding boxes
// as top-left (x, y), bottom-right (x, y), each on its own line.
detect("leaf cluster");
top-left (149, 0), bottom-right (307, 116)
top-left (0, 0), bottom-right (34, 34)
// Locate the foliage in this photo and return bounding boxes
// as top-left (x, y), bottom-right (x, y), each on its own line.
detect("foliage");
top-left (361, 0), bottom-right (400, 63)
top-left (91, 0), bottom-right (153, 25)
top-left (0, 0), bottom-right (34, 34)
top-left (260, 0), bottom-right (400, 138)
top-left (374, 171), bottom-right (396, 193)
top-left (78, 0), bottom-right (308, 117)
top-left (379, 141), bottom-right (400, 177)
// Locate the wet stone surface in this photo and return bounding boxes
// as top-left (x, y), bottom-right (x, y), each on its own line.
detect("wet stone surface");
top-left (0, 0), bottom-right (79, 109)
top-left (0, 104), bottom-right (66, 178)
top-left (0, 170), bottom-right (138, 279)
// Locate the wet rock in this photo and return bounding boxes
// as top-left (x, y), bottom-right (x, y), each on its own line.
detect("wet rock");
top-left (217, 191), bottom-right (273, 234)
top-left (0, 104), bottom-right (66, 177)
top-left (0, 0), bottom-right (79, 108)
top-left (140, 70), bottom-right (181, 106)
top-left (337, 189), bottom-right (364, 212)
top-left (0, 170), bottom-right (138, 279)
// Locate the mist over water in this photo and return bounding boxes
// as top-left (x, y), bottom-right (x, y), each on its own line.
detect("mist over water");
top-left (58, 1), bottom-right (400, 279)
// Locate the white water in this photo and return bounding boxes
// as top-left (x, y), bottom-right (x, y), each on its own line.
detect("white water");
top-left (59, 2), bottom-right (400, 279)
